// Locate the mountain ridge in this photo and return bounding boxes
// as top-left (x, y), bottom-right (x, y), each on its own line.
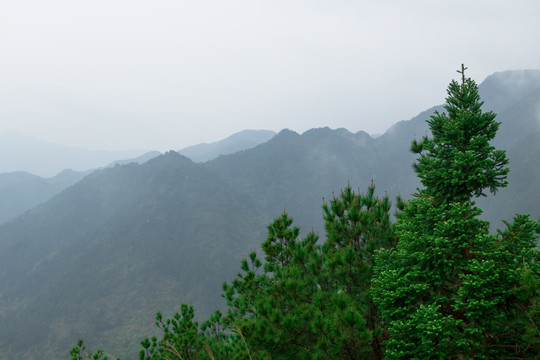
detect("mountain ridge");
top-left (178, 129), bottom-right (276, 162)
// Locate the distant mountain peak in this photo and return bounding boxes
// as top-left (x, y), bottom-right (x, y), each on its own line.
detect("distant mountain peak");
top-left (300, 127), bottom-right (373, 144)
top-left (144, 150), bottom-right (194, 168)
top-left (275, 128), bottom-right (300, 137)
top-left (302, 126), bottom-right (336, 135)
top-left (178, 129), bottom-right (276, 162)
top-left (479, 69), bottom-right (540, 113)
top-left (482, 69), bottom-right (540, 84)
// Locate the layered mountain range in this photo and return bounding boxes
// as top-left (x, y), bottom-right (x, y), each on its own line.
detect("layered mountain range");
top-left (0, 133), bottom-right (152, 178)
top-left (0, 69), bottom-right (538, 359)
top-left (0, 130), bottom-right (275, 225)
top-left (177, 129), bottom-right (276, 162)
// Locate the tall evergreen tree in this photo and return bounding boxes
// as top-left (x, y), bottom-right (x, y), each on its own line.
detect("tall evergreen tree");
top-left (410, 64), bottom-right (509, 205)
top-left (373, 65), bottom-right (540, 359)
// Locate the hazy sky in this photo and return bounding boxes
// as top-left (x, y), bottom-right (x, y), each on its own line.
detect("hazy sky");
top-left (1, 1), bottom-right (539, 151)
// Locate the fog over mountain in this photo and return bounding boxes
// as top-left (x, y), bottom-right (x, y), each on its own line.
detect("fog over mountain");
top-left (0, 69), bottom-right (538, 359)
top-left (177, 129), bottom-right (276, 162)
top-left (0, 149), bottom-right (164, 225)
top-left (0, 169), bottom-right (89, 225)
top-left (0, 132), bottom-right (150, 177)
top-left (0, 130), bottom-right (276, 225)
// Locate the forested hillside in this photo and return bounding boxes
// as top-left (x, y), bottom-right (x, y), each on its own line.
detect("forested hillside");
top-left (0, 69), bottom-right (539, 359)
top-left (0, 153), bottom-right (266, 359)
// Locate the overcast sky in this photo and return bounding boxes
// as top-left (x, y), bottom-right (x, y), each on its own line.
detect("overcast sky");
top-left (1, 1), bottom-right (539, 151)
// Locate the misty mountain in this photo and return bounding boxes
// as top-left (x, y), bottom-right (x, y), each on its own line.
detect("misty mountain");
top-left (0, 169), bottom-right (89, 225)
top-left (106, 151), bottom-right (162, 167)
top-left (205, 127), bottom-right (387, 234)
top-left (0, 151), bottom-right (162, 225)
top-left (203, 71), bottom-right (540, 234)
top-left (476, 83), bottom-right (540, 226)
top-left (0, 152), bottom-right (266, 359)
top-left (0, 132), bottom-right (151, 177)
top-left (478, 69), bottom-right (540, 113)
top-left (0, 69), bottom-right (538, 359)
top-left (178, 129), bottom-right (276, 162)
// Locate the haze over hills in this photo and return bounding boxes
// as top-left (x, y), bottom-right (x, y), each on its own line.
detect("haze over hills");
top-left (0, 128), bottom-right (276, 178)
top-left (177, 129), bottom-right (276, 162)
top-left (0, 169), bottom-right (90, 225)
top-left (0, 69), bottom-right (538, 359)
top-left (0, 130), bottom-right (275, 225)
top-left (0, 132), bottom-right (152, 177)
top-left (0, 152), bottom-right (162, 226)
top-left (205, 127), bottom-right (386, 234)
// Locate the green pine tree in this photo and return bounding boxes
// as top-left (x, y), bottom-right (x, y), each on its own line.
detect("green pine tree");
top-left (373, 65), bottom-right (540, 359)
top-left (223, 183), bottom-right (395, 359)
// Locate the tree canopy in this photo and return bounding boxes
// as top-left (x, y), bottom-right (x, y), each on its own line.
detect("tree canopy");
top-left (373, 65), bottom-right (540, 359)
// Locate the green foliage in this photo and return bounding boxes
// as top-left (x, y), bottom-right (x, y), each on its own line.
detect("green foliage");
top-left (139, 304), bottom-right (204, 360)
top-left (120, 186), bottom-right (394, 360)
top-left (70, 339), bottom-right (118, 360)
top-left (136, 304), bottom-right (252, 360)
top-left (222, 183), bottom-right (395, 359)
top-left (373, 66), bottom-right (540, 359)
top-left (411, 67), bottom-right (509, 205)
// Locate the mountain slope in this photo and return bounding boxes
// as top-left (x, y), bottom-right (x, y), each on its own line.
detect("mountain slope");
top-left (0, 170), bottom-right (89, 224)
top-left (476, 85), bottom-right (540, 226)
top-left (0, 151), bottom-right (161, 225)
top-left (0, 152), bottom-right (266, 359)
top-left (206, 127), bottom-right (383, 233)
top-left (478, 69), bottom-right (540, 113)
top-left (178, 129), bottom-right (276, 162)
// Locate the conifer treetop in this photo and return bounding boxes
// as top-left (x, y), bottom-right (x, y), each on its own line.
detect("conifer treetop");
top-left (410, 65), bottom-right (509, 204)
top-left (457, 63), bottom-right (468, 84)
